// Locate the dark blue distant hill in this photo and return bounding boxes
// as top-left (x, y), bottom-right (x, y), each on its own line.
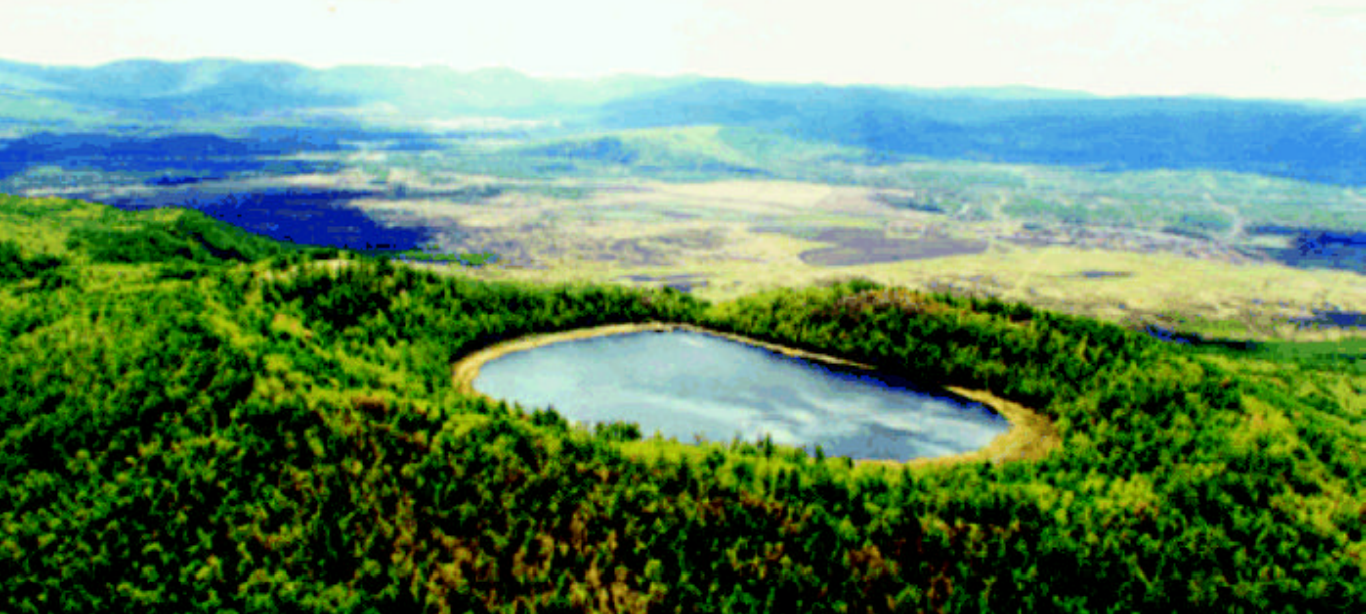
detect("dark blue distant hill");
top-left (0, 58), bottom-right (696, 120)
top-left (0, 58), bottom-right (362, 119)
top-left (2, 58), bottom-right (1364, 185)
top-left (0, 132), bottom-right (341, 179)
top-left (596, 81), bottom-right (1366, 185)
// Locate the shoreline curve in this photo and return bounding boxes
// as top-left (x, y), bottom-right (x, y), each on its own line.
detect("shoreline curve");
top-left (451, 322), bottom-right (1061, 468)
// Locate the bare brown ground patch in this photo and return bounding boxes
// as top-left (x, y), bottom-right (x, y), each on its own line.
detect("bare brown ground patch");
top-left (451, 322), bottom-right (1059, 467)
top-left (800, 238), bottom-right (990, 267)
top-left (755, 226), bottom-right (990, 267)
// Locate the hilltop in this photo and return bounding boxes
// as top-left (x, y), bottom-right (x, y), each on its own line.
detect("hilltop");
top-left (2, 193), bottom-right (1364, 612)
top-left (3, 54), bottom-right (1366, 611)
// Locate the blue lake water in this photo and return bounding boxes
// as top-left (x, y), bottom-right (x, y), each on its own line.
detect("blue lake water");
top-left (472, 330), bottom-right (1010, 460)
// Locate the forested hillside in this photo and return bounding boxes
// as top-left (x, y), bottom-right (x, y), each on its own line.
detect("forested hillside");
top-left (2, 194), bottom-right (1364, 612)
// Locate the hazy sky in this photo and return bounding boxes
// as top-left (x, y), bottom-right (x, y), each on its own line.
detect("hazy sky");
top-left (2, 0), bottom-right (1364, 100)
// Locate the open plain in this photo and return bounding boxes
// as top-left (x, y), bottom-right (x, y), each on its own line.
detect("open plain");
top-left (300, 168), bottom-right (1366, 344)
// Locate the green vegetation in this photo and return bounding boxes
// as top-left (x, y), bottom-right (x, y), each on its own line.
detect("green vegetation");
top-left (1190, 336), bottom-right (1366, 376)
top-left (66, 217), bottom-right (281, 265)
top-left (418, 126), bottom-right (1366, 237)
top-left (424, 126), bottom-right (865, 182)
top-left (368, 247), bottom-right (499, 267)
top-left (0, 240), bottom-right (65, 284)
top-left (2, 195), bottom-right (1364, 612)
top-left (0, 91), bottom-right (106, 126)
top-left (848, 164), bottom-right (1366, 235)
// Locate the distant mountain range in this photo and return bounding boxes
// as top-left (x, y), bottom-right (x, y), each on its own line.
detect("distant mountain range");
top-left (2, 58), bottom-right (1364, 185)
top-left (595, 80), bottom-right (1366, 184)
top-left (0, 58), bottom-right (697, 119)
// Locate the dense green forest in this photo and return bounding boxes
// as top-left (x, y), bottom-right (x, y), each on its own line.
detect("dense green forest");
top-left (2, 193), bottom-right (1364, 612)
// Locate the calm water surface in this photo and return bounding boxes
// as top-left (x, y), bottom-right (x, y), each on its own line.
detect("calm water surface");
top-left (473, 330), bottom-right (1010, 460)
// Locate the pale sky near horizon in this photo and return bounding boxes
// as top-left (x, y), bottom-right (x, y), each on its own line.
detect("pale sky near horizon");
top-left (1, 0), bottom-right (1364, 100)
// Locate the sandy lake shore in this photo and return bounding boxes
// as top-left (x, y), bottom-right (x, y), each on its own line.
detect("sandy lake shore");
top-left (452, 322), bottom-right (1060, 468)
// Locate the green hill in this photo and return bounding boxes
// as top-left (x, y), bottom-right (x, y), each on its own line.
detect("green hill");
top-left (487, 126), bottom-right (863, 180)
top-left (597, 80), bottom-right (1366, 186)
top-left (519, 127), bottom-right (762, 172)
top-left (2, 195), bottom-right (1363, 612)
top-left (0, 58), bottom-right (699, 122)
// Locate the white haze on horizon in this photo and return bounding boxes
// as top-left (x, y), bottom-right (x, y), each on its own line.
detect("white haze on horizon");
top-left (1, 0), bottom-right (1364, 101)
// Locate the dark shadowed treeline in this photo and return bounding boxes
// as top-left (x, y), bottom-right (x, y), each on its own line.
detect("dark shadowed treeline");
top-left (1, 195), bottom-right (1363, 612)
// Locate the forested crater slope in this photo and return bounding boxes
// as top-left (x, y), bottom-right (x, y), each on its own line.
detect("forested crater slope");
top-left (1, 194), bottom-right (1363, 612)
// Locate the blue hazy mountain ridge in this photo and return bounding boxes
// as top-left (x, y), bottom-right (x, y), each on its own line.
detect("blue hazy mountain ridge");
top-left (307, 65), bottom-right (703, 116)
top-left (594, 80), bottom-right (1366, 185)
top-left (2, 58), bottom-right (1365, 184)
top-left (0, 58), bottom-right (699, 119)
top-left (0, 58), bottom-right (359, 118)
